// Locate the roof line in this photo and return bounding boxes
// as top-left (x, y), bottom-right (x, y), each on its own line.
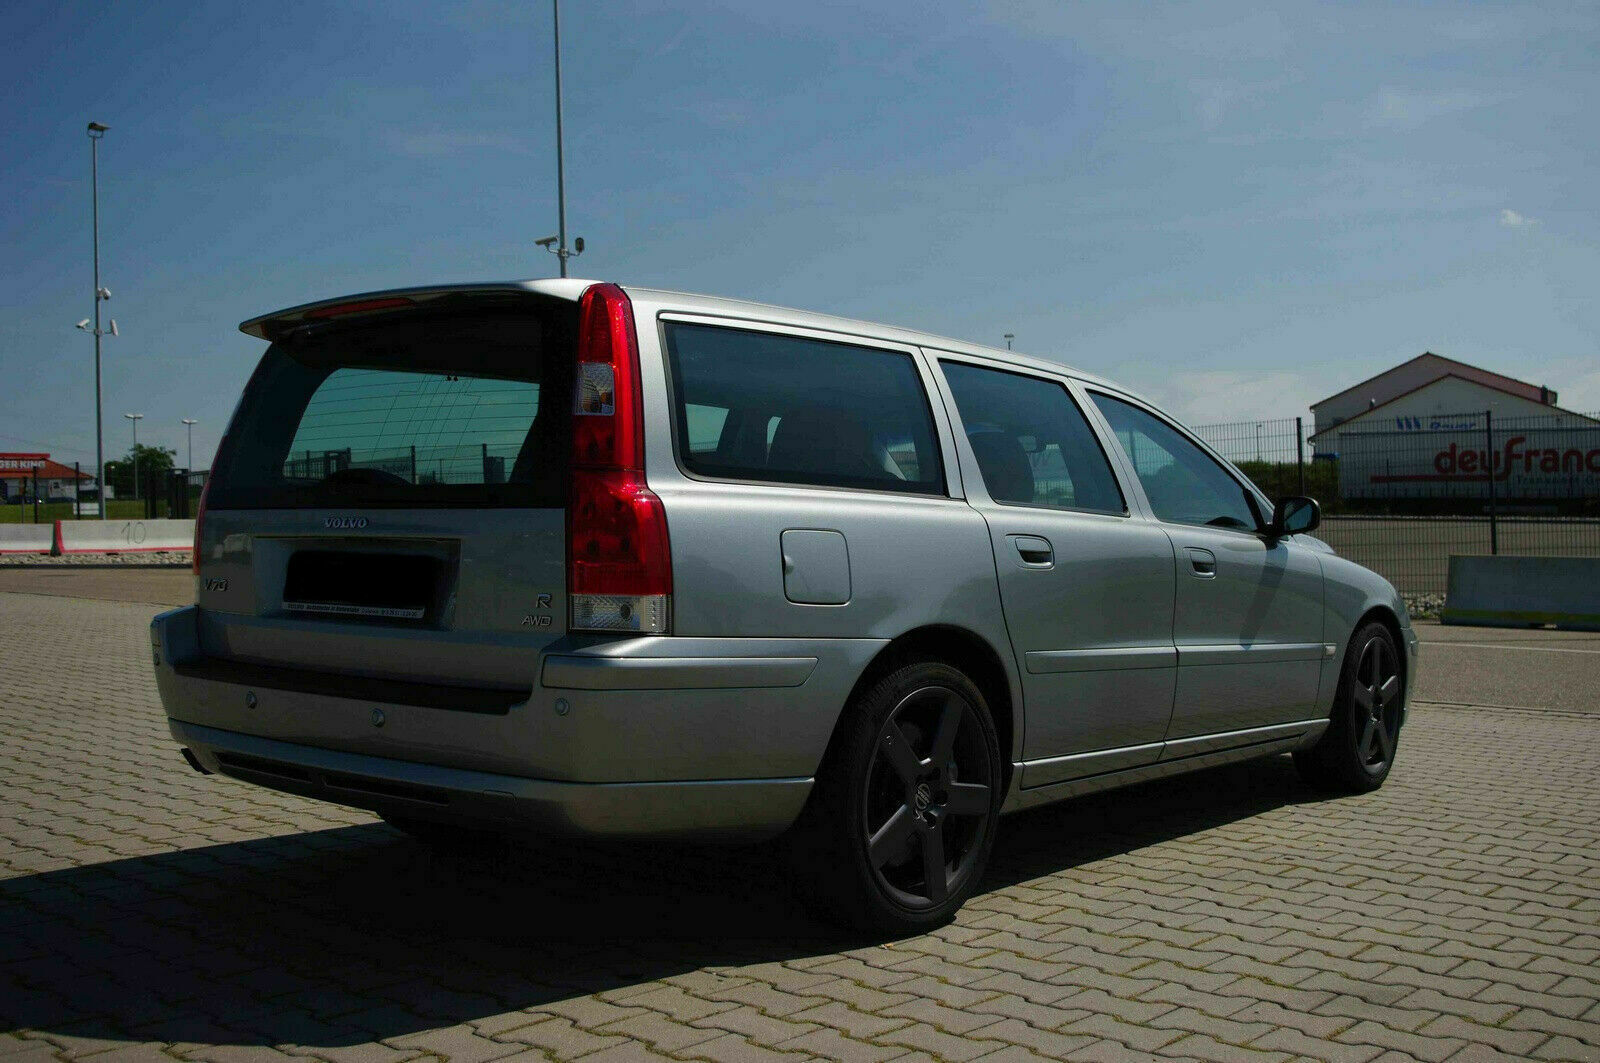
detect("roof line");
top-left (1308, 373), bottom-right (1599, 438)
top-left (1310, 351), bottom-right (1547, 410)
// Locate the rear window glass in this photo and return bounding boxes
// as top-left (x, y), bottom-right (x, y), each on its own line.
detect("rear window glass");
top-left (664, 323), bottom-right (944, 495)
top-left (208, 306), bottom-right (573, 509)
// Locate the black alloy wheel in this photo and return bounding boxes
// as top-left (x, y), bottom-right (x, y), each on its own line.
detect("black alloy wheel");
top-left (1351, 634), bottom-right (1402, 773)
top-left (790, 659), bottom-right (1003, 933)
top-left (1294, 620), bottom-right (1405, 793)
top-left (863, 685), bottom-right (995, 909)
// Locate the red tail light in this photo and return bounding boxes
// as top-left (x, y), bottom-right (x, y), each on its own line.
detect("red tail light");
top-left (567, 283), bottom-right (671, 633)
top-left (191, 473), bottom-right (212, 575)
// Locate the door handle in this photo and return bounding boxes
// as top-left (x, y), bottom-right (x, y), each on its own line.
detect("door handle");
top-left (1010, 535), bottom-right (1054, 567)
top-left (1186, 547), bottom-right (1217, 578)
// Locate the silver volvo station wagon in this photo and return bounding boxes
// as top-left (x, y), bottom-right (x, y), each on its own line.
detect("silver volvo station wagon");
top-left (152, 280), bottom-right (1419, 931)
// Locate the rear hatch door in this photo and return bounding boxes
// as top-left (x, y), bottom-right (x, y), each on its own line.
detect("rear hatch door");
top-left (195, 293), bottom-right (577, 695)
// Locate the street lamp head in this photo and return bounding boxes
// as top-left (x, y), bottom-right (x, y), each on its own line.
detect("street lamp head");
top-left (535, 236), bottom-right (557, 248)
top-left (124, 412), bottom-right (143, 421)
top-left (97, 287), bottom-right (111, 300)
top-left (182, 418), bottom-right (197, 426)
top-left (107, 319), bottom-right (118, 336)
top-left (76, 319), bottom-right (91, 330)
top-left (87, 121), bottom-right (109, 137)
top-left (573, 236), bottom-right (584, 254)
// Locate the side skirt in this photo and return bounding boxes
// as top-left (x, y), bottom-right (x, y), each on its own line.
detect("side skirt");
top-left (1004, 718), bottom-right (1329, 813)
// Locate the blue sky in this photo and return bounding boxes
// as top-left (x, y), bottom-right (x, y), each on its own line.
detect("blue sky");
top-left (3, 1), bottom-right (1597, 470)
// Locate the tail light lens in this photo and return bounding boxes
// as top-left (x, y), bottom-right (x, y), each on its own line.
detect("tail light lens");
top-left (568, 283), bottom-right (671, 633)
top-left (191, 473), bottom-right (212, 575)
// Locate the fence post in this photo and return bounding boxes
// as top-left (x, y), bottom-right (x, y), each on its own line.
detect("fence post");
top-left (1296, 417), bottom-right (1305, 496)
top-left (32, 467), bottom-right (40, 524)
top-left (1485, 408), bottom-right (1498, 555)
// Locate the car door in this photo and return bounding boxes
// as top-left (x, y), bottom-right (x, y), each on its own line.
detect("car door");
top-left (1086, 391), bottom-right (1327, 744)
top-left (932, 356), bottom-right (1177, 788)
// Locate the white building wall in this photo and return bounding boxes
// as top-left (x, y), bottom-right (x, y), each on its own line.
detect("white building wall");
top-left (1317, 377), bottom-right (1590, 454)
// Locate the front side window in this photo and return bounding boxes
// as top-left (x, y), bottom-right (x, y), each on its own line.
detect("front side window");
top-left (940, 361), bottom-right (1125, 514)
top-left (1090, 393), bottom-right (1259, 530)
top-left (665, 323), bottom-right (944, 494)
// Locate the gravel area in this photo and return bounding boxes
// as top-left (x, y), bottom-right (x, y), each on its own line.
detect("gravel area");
top-left (0, 550), bottom-right (190, 567)
top-left (1404, 592), bottom-right (1446, 620)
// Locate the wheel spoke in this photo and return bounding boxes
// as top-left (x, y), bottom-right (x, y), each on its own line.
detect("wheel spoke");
top-left (944, 782), bottom-right (991, 818)
top-left (1358, 718), bottom-right (1377, 760)
top-left (921, 825), bottom-right (948, 904)
top-left (1378, 675), bottom-right (1399, 704)
top-left (1361, 640), bottom-right (1378, 686)
top-left (867, 805), bottom-right (917, 869)
top-left (1352, 684), bottom-right (1374, 712)
top-left (928, 693), bottom-right (963, 767)
top-left (880, 722), bottom-right (924, 785)
top-left (1375, 720), bottom-right (1396, 763)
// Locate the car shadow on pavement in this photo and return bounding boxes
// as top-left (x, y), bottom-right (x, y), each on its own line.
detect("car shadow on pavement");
top-left (1, 754), bottom-right (1325, 1050)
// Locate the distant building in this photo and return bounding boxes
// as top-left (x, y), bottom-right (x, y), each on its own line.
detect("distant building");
top-left (0, 453), bottom-right (95, 502)
top-left (1308, 354), bottom-right (1600, 502)
top-left (1310, 352), bottom-right (1590, 448)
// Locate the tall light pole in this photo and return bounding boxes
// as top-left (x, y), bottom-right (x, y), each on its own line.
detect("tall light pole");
top-left (87, 122), bottom-right (111, 518)
top-left (1255, 422), bottom-right (1264, 462)
top-left (539, 0), bottom-right (583, 276)
top-left (181, 418), bottom-right (197, 471)
top-left (124, 413), bottom-right (143, 502)
top-left (1004, 333), bottom-right (1015, 351)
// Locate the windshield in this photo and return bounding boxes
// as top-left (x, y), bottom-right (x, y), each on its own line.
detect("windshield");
top-left (207, 305), bottom-right (574, 509)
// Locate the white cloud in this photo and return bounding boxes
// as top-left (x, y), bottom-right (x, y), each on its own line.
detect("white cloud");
top-left (1499, 209), bottom-right (1539, 228)
top-left (388, 131), bottom-right (531, 158)
top-left (1368, 87), bottom-right (1496, 129)
top-left (1127, 369), bottom-right (1319, 430)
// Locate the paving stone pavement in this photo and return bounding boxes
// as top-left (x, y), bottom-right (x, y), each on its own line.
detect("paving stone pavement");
top-left (2, 590), bottom-right (1598, 1063)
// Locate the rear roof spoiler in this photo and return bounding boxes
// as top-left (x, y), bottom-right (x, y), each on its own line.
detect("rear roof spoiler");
top-left (239, 279), bottom-right (596, 341)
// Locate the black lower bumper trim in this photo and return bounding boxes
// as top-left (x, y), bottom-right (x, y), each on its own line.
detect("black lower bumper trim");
top-left (173, 656), bottom-right (526, 714)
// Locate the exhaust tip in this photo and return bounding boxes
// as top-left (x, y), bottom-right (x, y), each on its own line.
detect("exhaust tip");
top-left (180, 747), bottom-right (213, 775)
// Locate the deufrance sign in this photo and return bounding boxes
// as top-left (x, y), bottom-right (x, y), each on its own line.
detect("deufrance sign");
top-left (1339, 424), bottom-right (1600, 500)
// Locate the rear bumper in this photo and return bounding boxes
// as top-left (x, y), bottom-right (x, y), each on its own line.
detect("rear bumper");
top-left (172, 719), bottom-right (811, 841)
top-left (151, 605), bottom-right (883, 838)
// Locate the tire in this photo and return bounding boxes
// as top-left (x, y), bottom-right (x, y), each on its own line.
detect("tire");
top-left (1294, 620), bottom-right (1405, 793)
top-left (380, 813), bottom-right (505, 852)
top-left (789, 659), bottom-right (1003, 933)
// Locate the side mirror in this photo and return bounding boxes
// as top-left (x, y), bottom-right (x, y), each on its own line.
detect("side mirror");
top-left (1270, 496), bottom-right (1320, 537)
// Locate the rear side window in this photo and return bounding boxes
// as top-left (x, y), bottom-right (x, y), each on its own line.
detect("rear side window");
top-left (941, 362), bottom-right (1125, 515)
top-left (208, 306), bottom-right (573, 509)
top-left (664, 323), bottom-right (944, 495)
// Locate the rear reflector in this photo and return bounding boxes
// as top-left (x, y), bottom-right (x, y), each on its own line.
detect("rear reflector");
top-left (568, 284), bottom-right (671, 634)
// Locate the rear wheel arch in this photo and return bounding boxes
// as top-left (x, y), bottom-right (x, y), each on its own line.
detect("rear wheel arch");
top-left (829, 625), bottom-right (1019, 795)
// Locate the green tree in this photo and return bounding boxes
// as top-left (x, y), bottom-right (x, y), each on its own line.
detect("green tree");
top-left (103, 443), bottom-right (177, 497)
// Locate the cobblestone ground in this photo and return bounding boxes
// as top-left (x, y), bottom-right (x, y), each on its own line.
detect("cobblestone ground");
top-left (2, 591), bottom-right (1598, 1063)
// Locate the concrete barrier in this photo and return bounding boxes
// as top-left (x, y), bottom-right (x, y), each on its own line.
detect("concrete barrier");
top-left (54, 518), bottom-right (195, 555)
top-left (1441, 555), bottom-right (1600, 631)
top-left (0, 525), bottom-right (55, 555)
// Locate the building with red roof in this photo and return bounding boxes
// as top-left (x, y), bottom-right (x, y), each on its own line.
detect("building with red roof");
top-left (0, 453), bottom-right (95, 502)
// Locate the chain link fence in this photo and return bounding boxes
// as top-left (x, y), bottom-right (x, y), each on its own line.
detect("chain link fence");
top-left (1193, 410), bottom-right (1600, 596)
